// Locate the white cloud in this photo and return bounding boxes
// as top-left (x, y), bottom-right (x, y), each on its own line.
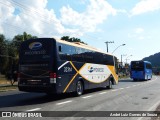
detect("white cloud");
top-left (135, 28), bottom-right (144, 34)
top-left (128, 27), bottom-right (145, 40)
top-left (130, 0), bottom-right (160, 16)
top-left (0, 0), bottom-right (118, 39)
top-left (138, 36), bottom-right (144, 40)
top-left (60, 0), bottom-right (117, 33)
top-left (0, 0), bottom-right (67, 38)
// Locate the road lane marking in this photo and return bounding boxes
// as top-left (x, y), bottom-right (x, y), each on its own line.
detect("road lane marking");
top-left (111, 89), bottom-right (118, 92)
top-left (56, 100), bottom-right (72, 105)
top-left (126, 86), bottom-right (131, 89)
top-left (99, 92), bottom-right (107, 95)
top-left (132, 85), bottom-right (137, 87)
top-left (137, 100), bottom-right (160, 120)
top-left (82, 95), bottom-right (93, 99)
top-left (148, 100), bottom-right (160, 111)
top-left (137, 77), bottom-right (159, 120)
top-left (26, 108), bottom-right (41, 111)
top-left (119, 88), bottom-right (124, 90)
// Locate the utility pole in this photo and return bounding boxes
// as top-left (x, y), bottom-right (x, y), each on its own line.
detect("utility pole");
top-left (125, 55), bottom-right (132, 64)
top-left (105, 41), bottom-right (114, 52)
top-left (121, 54), bottom-right (127, 67)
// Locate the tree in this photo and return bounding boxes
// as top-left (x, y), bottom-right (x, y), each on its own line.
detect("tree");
top-left (0, 34), bottom-right (8, 74)
top-left (61, 36), bottom-right (87, 44)
top-left (12, 32), bottom-right (37, 58)
top-left (0, 32), bottom-right (37, 85)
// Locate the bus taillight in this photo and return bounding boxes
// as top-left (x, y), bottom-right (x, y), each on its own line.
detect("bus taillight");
top-left (50, 72), bottom-right (56, 83)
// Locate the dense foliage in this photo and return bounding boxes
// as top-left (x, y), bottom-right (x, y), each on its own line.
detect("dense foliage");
top-left (0, 32), bottom-right (37, 74)
top-left (61, 36), bottom-right (87, 44)
top-left (142, 52), bottom-right (160, 67)
top-left (0, 34), bottom-right (85, 75)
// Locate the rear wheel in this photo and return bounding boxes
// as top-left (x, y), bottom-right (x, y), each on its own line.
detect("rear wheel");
top-left (133, 79), bottom-right (137, 81)
top-left (107, 80), bottom-right (112, 89)
top-left (76, 81), bottom-right (84, 96)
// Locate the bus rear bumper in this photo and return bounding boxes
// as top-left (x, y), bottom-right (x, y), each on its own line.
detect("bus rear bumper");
top-left (18, 84), bottom-right (57, 93)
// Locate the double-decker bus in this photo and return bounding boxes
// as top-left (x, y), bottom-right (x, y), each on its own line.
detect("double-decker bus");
top-left (130, 61), bottom-right (152, 81)
top-left (18, 38), bottom-right (118, 96)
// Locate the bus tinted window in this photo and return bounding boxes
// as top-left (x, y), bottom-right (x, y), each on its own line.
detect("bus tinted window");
top-left (59, 43), bottom-right (72, 61)
top-left (102, 54), bottom-right (114, 65)
top-left (131, 61), bottom-right (144, 71)
top-left (146, 63), bottom-right (152, 69)
top-left (19, 38), bottom-right (54, 63)
top-left (58, 42), bottom-right (114, 65)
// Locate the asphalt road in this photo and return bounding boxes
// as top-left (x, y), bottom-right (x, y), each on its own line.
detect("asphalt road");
top-left (0, 76), bottom-right (160, 120)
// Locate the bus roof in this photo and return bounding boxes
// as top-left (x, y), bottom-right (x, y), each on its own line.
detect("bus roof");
top-left (55, 38), bottom-right (114, 56)
top-left (131, 60), bottom-right (151, 64)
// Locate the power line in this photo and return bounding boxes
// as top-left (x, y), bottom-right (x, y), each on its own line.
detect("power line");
top-left (1, 0), bottom-right (106, 43)
top-left (8, 0), bottom-right (103, 41)
top-left (0, 1), bottom-right (59, 30)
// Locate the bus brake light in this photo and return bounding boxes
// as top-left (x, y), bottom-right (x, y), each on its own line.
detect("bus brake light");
top-left (50, 72), bottom-right (56, 83)
top-left (50, 72), bottom-right (56, 78)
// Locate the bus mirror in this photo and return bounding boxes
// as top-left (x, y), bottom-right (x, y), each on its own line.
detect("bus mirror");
top-left (59, 46), bottom-right (62, 52)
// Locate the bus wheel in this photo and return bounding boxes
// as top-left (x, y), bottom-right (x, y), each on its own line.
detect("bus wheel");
top-left (133, 79), bottom-right (137, 81)
top-left (76, 81), bottom-right (84, 96)
top-left (107, 80), bottom-right (112, 89)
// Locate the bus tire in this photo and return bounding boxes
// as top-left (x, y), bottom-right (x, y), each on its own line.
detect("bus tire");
top-left (107, 80), bottom-right (112, 89)
top-left (133, 79), bottom-right (137, 81)
top-left (76, 80), bottom-right (84, 96)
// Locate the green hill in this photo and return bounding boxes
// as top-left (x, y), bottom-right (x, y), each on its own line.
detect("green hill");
top-left (142, 52), bottom-right (160, 67)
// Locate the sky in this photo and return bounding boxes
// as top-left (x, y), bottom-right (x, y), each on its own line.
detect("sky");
top-left (0, 0), bottom-right (160, 63)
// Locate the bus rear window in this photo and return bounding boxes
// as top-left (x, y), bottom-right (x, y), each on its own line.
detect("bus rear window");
top-left (19, 38), bottom-right (55, 63)
top-left (131, 62), bottom-right (144, 71)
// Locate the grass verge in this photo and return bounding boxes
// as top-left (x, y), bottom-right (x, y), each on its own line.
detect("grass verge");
top-left (0, 74), bottom-right (18, 92)
top-left (0, 85), bottom-right (18, 92)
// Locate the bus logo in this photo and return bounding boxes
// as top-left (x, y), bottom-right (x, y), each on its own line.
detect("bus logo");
top-left (29, 42), bottom-right (42, 50)
top-left (88, 66), bottom-right (94, 73)
top-left (88, 66), bottom-right (104, 73)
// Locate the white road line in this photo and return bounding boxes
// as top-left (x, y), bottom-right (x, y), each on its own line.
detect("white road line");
top-left (111, 89), bottom-right (118, 92)
top-left (137, 84), bottom-right (141, 86)
top-left (99, 92), bottom-right (107, 95)
top-left (82, 95), bottom-right (93, 99)
top-left (137, 100), bottom-right (160, 120)
top-left (26, 108), bottom-right (41, 111)
top-left (148, 80), bottom-right (153, 83)
top-left (137, 76), bottom-right (159, 120)
top-left (126, 86), bottom-right (131, 89)
top-left (148, 100), bottom-right (160, 111)
top-left (56, 100), bottom-right (72, 105)
top-left (132, 85), bottom-right (137, 87)
top-left (119, 88), bottom-right (124, 90)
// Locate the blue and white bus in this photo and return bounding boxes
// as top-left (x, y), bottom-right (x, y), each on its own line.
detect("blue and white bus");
top-left (130, 61), bottom-right (152, 81)
top-left (18, 38), bottom-right (118, 96)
